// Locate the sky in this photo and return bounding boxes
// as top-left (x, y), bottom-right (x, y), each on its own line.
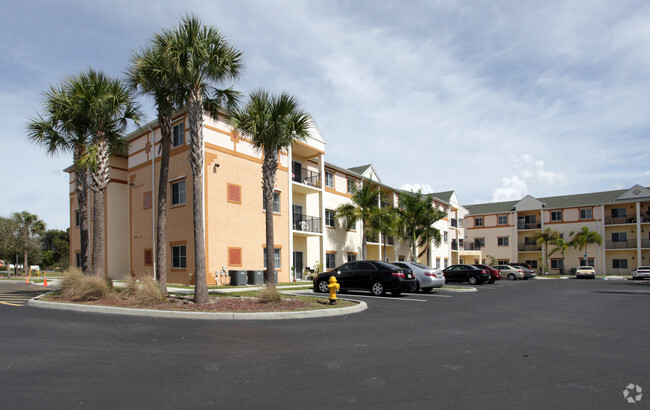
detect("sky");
top-left (1, 0), bottom-right (649, 230)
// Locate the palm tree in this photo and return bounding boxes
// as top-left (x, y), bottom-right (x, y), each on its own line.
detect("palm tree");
top-left (569, 226), bottom-right (602, 267)
top-left (335, 180), bottom-right (382, 260)
top-left (548, 236), bottom-right (569, 273)
top-left (531, 228), bottom-right (560, 274)
top-left (398, 190), bottom-right (446, 263)
top-left (71, 69), bottom-right (141, 278)
top-left (127, 44), bottom-right (178, 296)
top-left (368, 206), bottom-right (401, 261)
top-left (12, 212), bottom-right (45, 275)
top-left (161, 14), bottom-right (243, 303)
top-left (27, 81), bottom-right (93, 274)
top-left (232, 90), bottom-right (310, 286)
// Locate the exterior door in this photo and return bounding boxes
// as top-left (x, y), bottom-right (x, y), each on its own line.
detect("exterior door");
top-left (292, 161), bottom-right (302, 183)
top-left (293, 251), bottom-right (303, 279)
top-left (293, 205), bottom-right (303, 230)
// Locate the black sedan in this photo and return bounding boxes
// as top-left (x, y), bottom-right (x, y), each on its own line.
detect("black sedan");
top-left (442, 264), bottom-right (490, 285)
top-left (313, 260), bottom-right (416, 296)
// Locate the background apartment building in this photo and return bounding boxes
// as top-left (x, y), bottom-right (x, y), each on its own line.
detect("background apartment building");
top-left (464, 186), bottom-right (650, 274)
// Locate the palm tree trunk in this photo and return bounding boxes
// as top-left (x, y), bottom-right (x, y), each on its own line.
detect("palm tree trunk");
top-left (74, 165), bottom-right (91, 275)
top-left (90, 138), bottom-right (110, 278)
top-left (156, 110), bottom-right (172, 296)
top-left (263, 151), bottom-right (278, 285)
top-left (23, 250), bottom-right (28, 276)
top-left (188, 92), bottom-right (208, 303)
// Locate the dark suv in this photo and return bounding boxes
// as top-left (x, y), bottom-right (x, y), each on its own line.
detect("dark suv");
top-left (313, 260), bottom-right (415, 296)
top-left (442, 264), bottom-right (490, 285)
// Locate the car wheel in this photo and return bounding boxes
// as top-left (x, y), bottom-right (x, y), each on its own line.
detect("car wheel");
top-left (489, 278), bottom-right (495, 284)
top-left (317, 280), bottom-right (329, 293)
top-left (421, 287), bottom-right (433, 293)
top-left (468, 276), bottom-right (478, 285)
top-left (370, 282), bottom-right (386, 296)
top-left (508, 273), bottom-right (516, 281)
top-left (391, 290), bottom-right (402, 296)
top-left (410, 281), bottom-right (420, 293)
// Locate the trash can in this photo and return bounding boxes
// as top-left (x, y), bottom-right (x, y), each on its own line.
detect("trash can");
top-left (247, 270), bottom-right (264, 285)
top-left (229, 270), bottom-right (247, 286)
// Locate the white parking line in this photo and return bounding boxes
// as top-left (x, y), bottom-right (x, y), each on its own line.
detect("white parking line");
top-left (317, 293), bottom-right (429, 302)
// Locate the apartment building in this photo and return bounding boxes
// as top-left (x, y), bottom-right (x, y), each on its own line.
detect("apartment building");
top-left (463, 186), bottom-right (650, 274)
top-left (67, 112), bottom-right (470, 284)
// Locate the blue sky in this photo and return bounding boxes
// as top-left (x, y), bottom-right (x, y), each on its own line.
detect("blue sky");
top-left (1, 0), bottom-right (649, 230)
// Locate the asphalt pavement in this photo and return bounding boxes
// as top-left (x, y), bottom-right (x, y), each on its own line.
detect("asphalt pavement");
top-left (0, 278), bottom-right (648, 409)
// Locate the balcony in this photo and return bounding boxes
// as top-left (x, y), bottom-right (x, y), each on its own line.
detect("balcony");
top-left (642, 239), bottom-right (650, 248)
top-left (451, 219), bottom-right (458, 228)
top-left (518, 222), bottom-right (541, 230)
top-left (451, 240), bottom-right (458, 251)
top-left (365, 233), bottom-right (379, 244)
top-left (605, 239), bottom-right (637, 250)
top-left (292, 167), bottom-right (321, 189)
top-left (293, 215), bottom-right (321, 234)
top-left (605, 216), bottom-right (635, 225)
top-left (464, 242), bottom-right (482, 250)
top-left (518, 243), bottom-right (541, 252)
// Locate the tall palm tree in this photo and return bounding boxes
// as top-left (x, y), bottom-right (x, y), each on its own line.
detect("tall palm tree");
top-left (127, 44), bottom-right (178, 296)
top-left (12, 212), bottom-right (45, 275)
top-left (569, 226), bottom-right (602, 267)
top-left (335, 180), bottom-right (382, 260)
top-left (161, 14), bottom-right (243, 303)
top-left (548, 236), bottom-right (569, 273)
top-left (531, 228), bottom-right (560, 273)
top-left (232, 90), bottom-right (310, 286)
top-left (398, 190), bottom-right (445, 262)
top-left (71, 69), bottom-right (141, 278)
top-left (368, 206), bottom-right (401, 261)
top-left (27, 81), bottom-right (93, 274)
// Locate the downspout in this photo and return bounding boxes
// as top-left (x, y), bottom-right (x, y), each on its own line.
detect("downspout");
top-left (149, 126), bottom-right (156, 280)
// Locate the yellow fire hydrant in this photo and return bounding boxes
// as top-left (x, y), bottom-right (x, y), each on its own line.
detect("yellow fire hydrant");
top-left (328, 276), bottom-right (340, 305)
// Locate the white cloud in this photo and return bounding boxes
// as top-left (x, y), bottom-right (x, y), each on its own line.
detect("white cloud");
top-left (492, 176), bottom-right (528, 202)
top-left (400, 184), bottom-right (434, 194)
top-left (491, 154), bottom-right (568, 202)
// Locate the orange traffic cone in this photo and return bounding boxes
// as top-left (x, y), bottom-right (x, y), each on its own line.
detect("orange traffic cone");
top-left (25, 275), bottom-right (29, 284)
top-left (43, 276), bottom-right (48, 287)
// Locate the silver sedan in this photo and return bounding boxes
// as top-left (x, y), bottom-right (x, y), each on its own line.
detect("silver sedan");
top-left (390, 261), bottom-right (445, 292)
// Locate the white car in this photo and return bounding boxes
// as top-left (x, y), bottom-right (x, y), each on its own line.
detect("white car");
top-left (494, 265), bottom-right (525, 280)
top-left (390, 261), bottom-right (445, 293)
top-left (576, 266), bottom-right (596, 279)
top-left (631, 266), bottom-right (650, 280)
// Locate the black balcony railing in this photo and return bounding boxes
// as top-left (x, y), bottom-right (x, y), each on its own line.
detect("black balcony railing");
top-left (605, 239), bottom-right (637, 249)
top-left (292, 167), bottom-right (321, 188)
top-left (605, 216), bottom-right (635, 225)
top-left (518, 222), bottom-right (541, 230)
top-left (465, 242), bottom-right (482, 250)
top-left (293, 215), bottom-right (322, 233)
top-left (366, 233), bottom-right (379, 243)
top-left (518, 243), bottom-right (541, 252)
top-left (642, 239), bottom-right (650, 248)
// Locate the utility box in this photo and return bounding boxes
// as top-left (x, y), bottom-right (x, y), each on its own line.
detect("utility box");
top-left (229, 270), bottom-right (247, 286)
top-left (247, 270), bottom-right (264, 285)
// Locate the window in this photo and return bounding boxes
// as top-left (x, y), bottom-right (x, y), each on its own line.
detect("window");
top-left (475, 237), bottom-right (485, 247)
top-left (229, 247), bottom-right (242, 266)
top-left (263, 248), bottom-right (281, 269)
top-left (398, 255), bottom-right (405, 262)
top-left (263, 191), bottom-right (281, 213)
top-left (144, 249), bottom-right (153, 266)
top-left (475, 217), bottom-right (484, 227)
top-left (497, 236), bottom-right (509, 247)
top-left (444, 258), bottom-right (449, 268)
top-left (75, 252), bottom-right (82, 268)
top-left (580, 208), bottom-right (592, 220)
top-left (458, 218), bottom-right (463, 228)
top-left (326, 253), bottom-right (336, 270)
top-left (611, 208), bottom-right (627, 218)
top-left (325, 209), bottom-right (335, 227)
top-left (347, 179), bottom-right (355, 194)
top-left (172, 245), bottom-right (186, 269)
top-left (551, 259), bottom-right (564, 269)
top-left (347, 253), bottom-right (357, 262)
top-left (443, 232), bottom-right (448, 243)
top-left (612, 259), bottom-right (628, 269)
top-left (611, 232), bottom-right (627, 242)
top-left (498, 215), bottom-right (508, 225)
top-left (74, 209), bottom-right (80, 227)
top-left (227, 184), bottom-right (242, 204)
top-left (551, 211), bottom-right (562, 221)
top-left (459, 238), bottom-right (464, 247)
top-left (525, 260), bottom-right (538, 269)
top-left (497, 259), bottom-right (509, 265)
top-left (436, 258), bottom-right (441, 269)
top-left (143, 191), bottom-right (152, 210)
top-left (325, 171), bottom-right (334, 188)
top-left (346, 219), bottom-right (356, 231)
top-left (172, 122), bottom-right (185, 147)
top-left (580, 258), bottom-right (595, 267)
top-left (171, 180), bottom-right (186, 205)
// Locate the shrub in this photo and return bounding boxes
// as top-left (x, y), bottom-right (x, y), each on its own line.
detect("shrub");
top-left (59, 268), bottom-right (111, 301)
top-left (135, 276), bottom-right (165, 306)
top-left (257, 284), bottom-right (282, 303)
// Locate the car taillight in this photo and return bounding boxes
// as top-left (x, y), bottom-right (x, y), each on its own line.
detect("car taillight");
top-left (425, 272), bottom-right (436, 277)
top-left (392, 272), bottom-right (405, 278)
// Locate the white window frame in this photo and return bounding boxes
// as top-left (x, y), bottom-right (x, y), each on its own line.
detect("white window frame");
top-left (325, 171), bottom-right (334, 188)
top-left (172, 245), bottom-right (186, 269)
top-left (172, 122), bottom-right (185, 147)
top-left (170, 178), bottom-right (186, 206)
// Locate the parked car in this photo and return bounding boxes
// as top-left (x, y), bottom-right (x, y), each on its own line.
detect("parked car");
top-left (472, 264), bottom-right (501, 283)
top-left (511, 264), bottom-right (536, 279)
top-left (313, 260), bottom-right (416, 296)
top-left (575, 266), bottom-right (596, 279)
top-left (631, 266), bottom-right (650, 280)
top-left (494, 265), bottom-right (525, 280)
top-left (442, 264), bottom-right (490, 285)
top-left (390, 261), bottom-right (445, 292)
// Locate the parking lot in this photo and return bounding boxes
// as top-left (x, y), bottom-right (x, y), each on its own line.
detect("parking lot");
top-left (1, 278), bottom-right (648, 408)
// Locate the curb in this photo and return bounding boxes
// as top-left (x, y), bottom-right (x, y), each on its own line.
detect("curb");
top-left (436, 286), bottom-right (477, 293)
top-left (27, 292), bottom-right (367, 320)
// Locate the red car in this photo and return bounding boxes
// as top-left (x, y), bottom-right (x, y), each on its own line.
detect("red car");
top-left (473, 264), bottom-right (501, 284)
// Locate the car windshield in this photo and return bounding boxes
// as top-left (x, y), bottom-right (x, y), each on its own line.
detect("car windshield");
top-left (376, 261), bottom-right (403, 270)
top-left (411, 262), bottom-right (430, 269)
